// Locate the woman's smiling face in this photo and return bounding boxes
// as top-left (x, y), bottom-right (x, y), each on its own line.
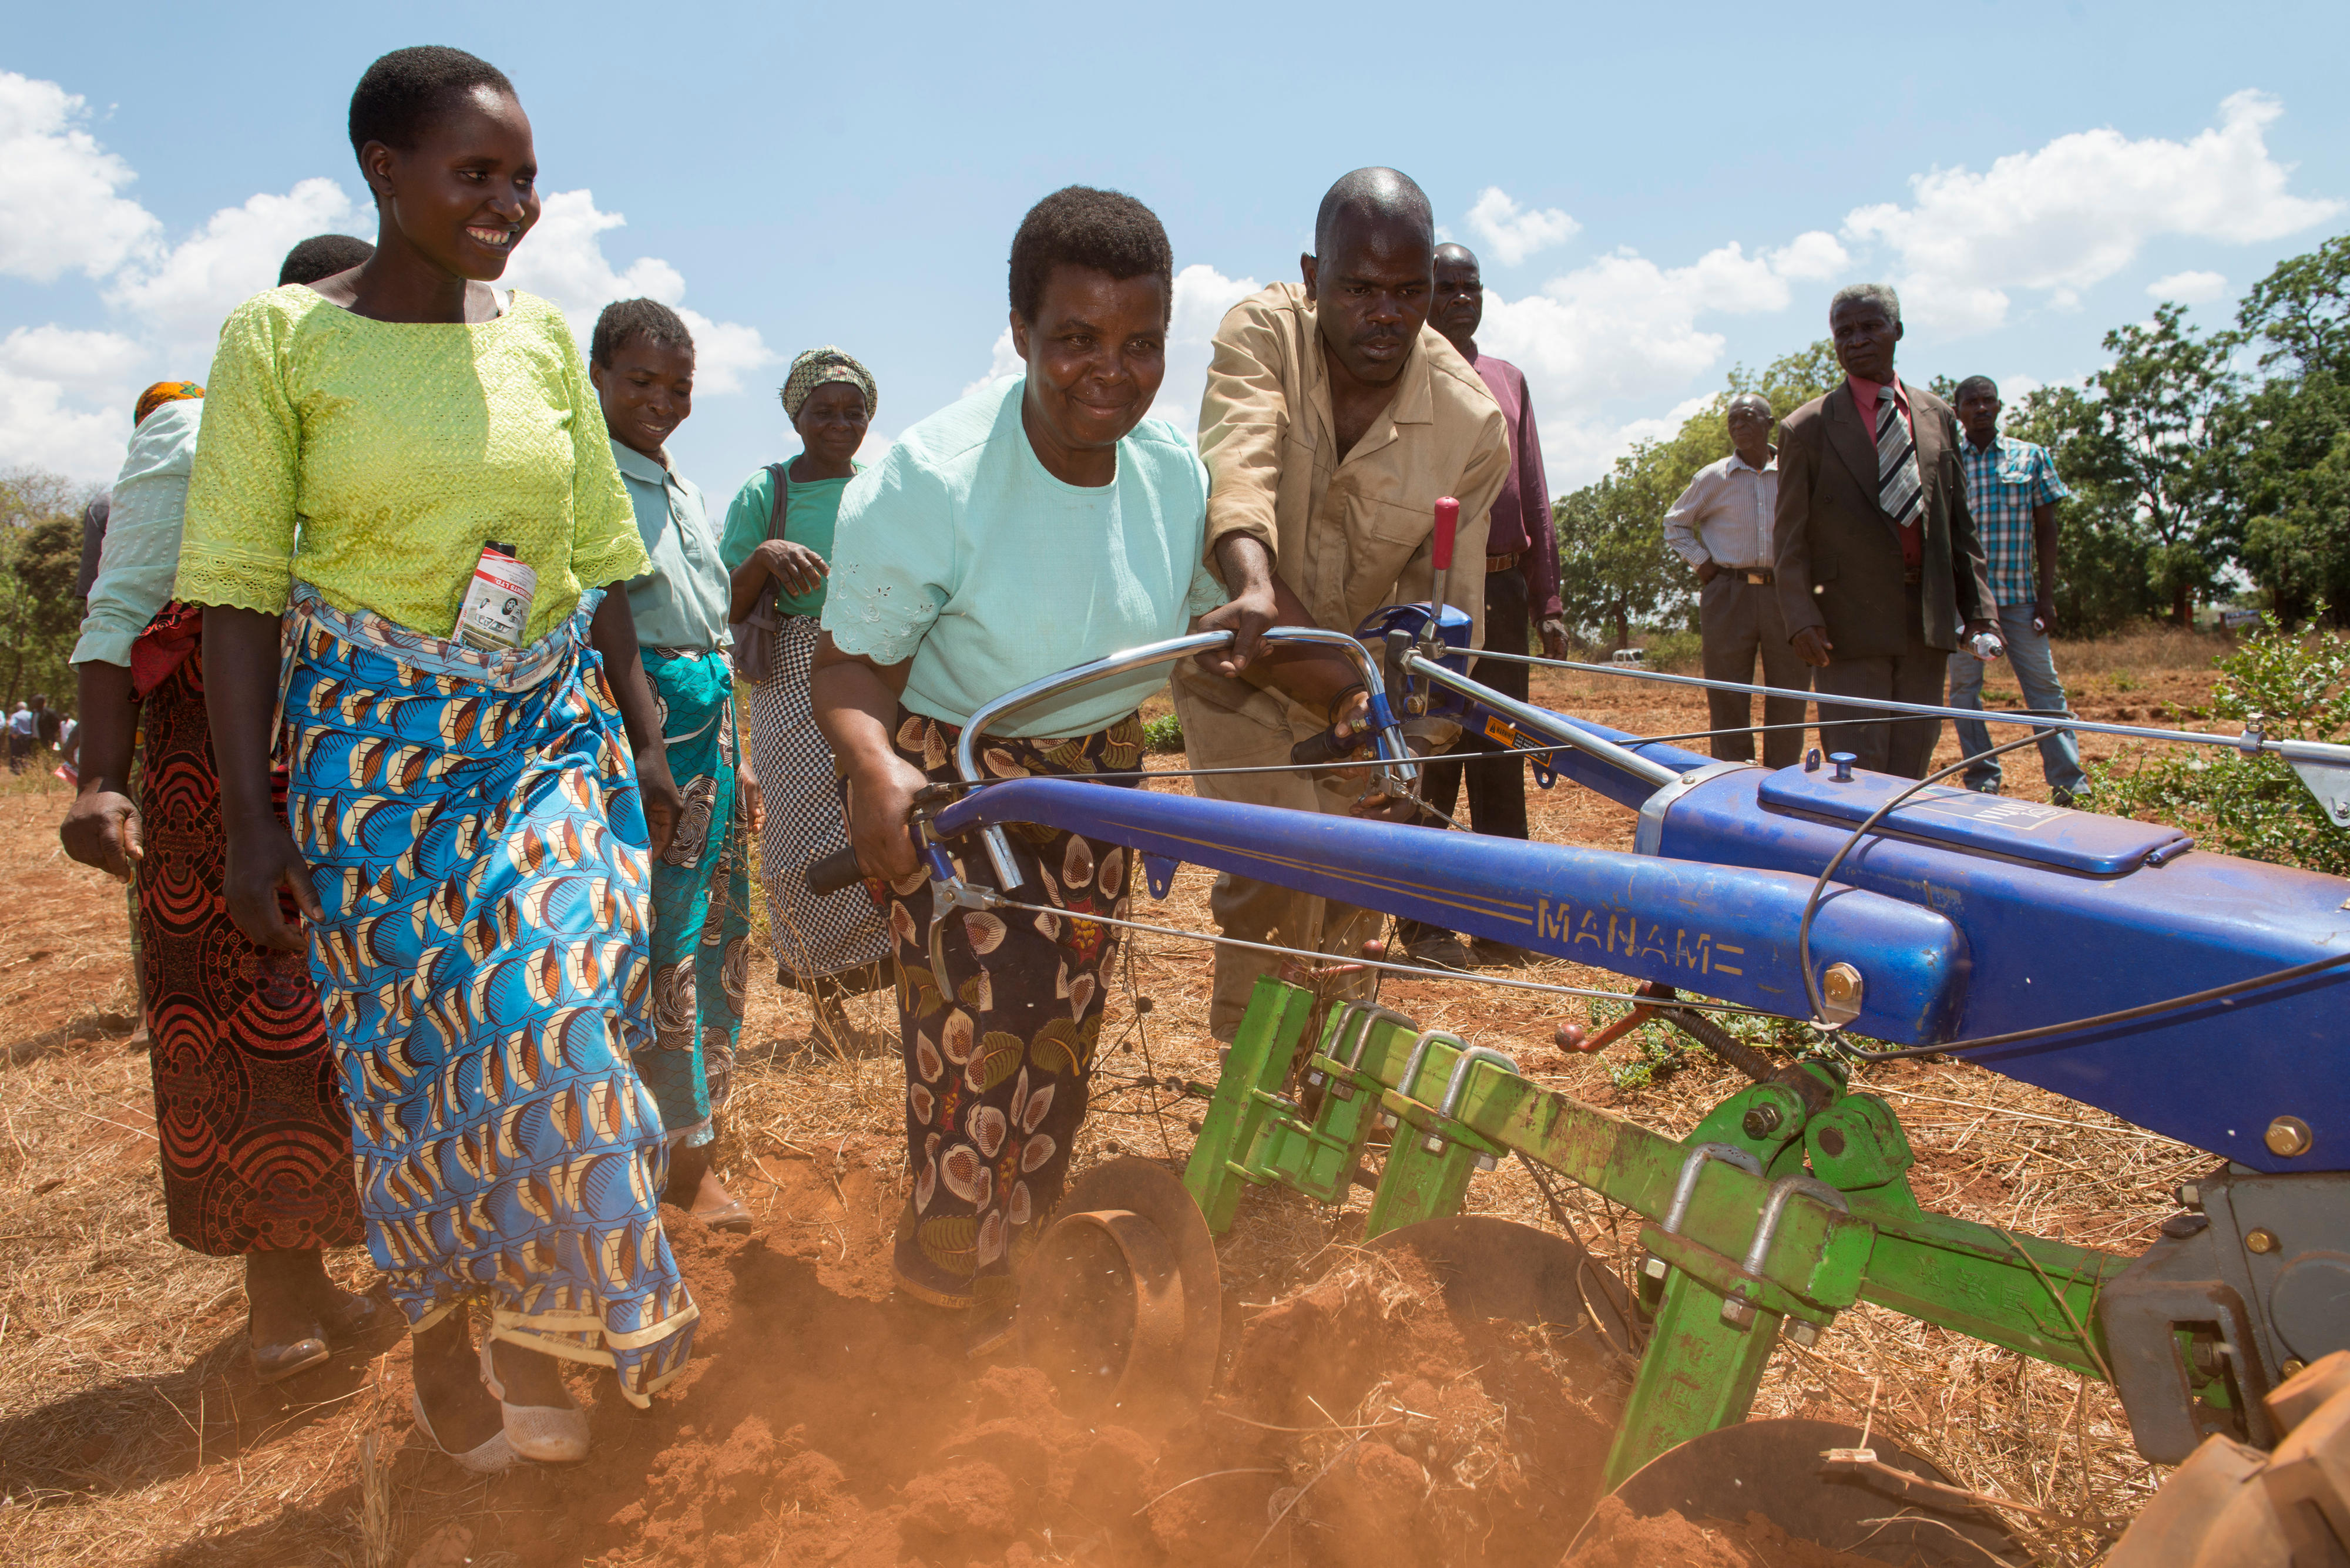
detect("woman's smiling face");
top-left (360, 84), bottom-right (540, 283)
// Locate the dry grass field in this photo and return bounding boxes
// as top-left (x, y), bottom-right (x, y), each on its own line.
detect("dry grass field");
top-left (0, 631), bottom-right (2261, 1566)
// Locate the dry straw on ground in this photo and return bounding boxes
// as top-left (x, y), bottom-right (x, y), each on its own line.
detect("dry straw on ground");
top-left (0, 665), bottom-right (2216, 1564)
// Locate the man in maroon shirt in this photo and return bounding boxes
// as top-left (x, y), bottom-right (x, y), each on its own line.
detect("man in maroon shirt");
top-left (1395, 242), bottom-right (1567, 968)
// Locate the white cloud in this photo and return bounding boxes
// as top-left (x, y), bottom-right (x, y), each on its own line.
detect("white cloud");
top-left (0, 366), bottom-right (130, 478)
top-left (0, 327), bottom-right (147, 477)
top-left (502, 188), bottom-right (686, 320)
top-left (107, 177), bottom-right (365, 354)
top-left (1842, 91), bottom-right (2339, 333)
top-left (500, 188), bottom-right (775, 394)
top-left (0, 70), bottom-right (778, 484)
top-left (1153, 263), bottom-right (1260, 437)
top-left (2147, 269), bottom-right (2229, 304)
top-left (962, 327), bottom-right (1025, 398)
top-left (0, 325), bottom-right (147, 391)
top-left (1478, 233), bottom-right (1848, 478)
top-left (0, 72), bottom-right (157, 282)
top-left (1465, 188), bottom-right (1579, 268)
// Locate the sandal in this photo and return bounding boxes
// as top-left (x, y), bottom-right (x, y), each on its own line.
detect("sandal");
top-left (249, 1318), bottom-right (330, 1384)
top-left (691, 1170), bottom-right (754, 1234)
top-left (410, 1386), bottom-right (515, 1475)
top-left (479, 1337), bottom-right (590, 1463)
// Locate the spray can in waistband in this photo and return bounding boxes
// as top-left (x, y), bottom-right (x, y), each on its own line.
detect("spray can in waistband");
top-left (457, 541), bottom-right (537, 652)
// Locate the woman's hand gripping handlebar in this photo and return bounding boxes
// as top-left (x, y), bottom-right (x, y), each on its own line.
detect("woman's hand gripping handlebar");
top-left (804, 778), bottom-right (964, 896)
top-left (805, 624), bottom-right (1420, 898)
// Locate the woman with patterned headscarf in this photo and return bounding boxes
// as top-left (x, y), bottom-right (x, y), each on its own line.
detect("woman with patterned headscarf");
top-left (62, 364), bottom-right (382, 1388)
top-left (720, 348), bottom-right (892, 1040)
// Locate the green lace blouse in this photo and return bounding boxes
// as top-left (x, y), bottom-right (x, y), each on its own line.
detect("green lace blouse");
top-left (177, 286), bottom-right (647, 643)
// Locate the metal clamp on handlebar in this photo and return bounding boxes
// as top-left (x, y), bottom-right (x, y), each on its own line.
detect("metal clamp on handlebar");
top-left (952, 625), bottom-right (1414, 890)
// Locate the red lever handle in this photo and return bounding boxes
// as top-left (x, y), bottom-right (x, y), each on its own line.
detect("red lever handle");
top-left (1431, 496), bottom-right (1459, 571)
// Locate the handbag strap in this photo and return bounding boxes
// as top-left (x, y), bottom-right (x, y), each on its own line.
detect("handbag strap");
top-left (765, 461), bottom-right (790, 540)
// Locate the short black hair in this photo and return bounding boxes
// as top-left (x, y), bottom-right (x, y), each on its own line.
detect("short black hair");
top-left (1954, 375), bottom-right (2000, 402)
top-left (1008, 186), bottom-right (1173, 324)
top-left (1314, 167), bottom-right (1434, 258)
top-left (348, 46), bottom-right (516, 160)
top-left (278, 234), bottom-right (375, 287)
top-left (590, 298), bottom-right (694, 367)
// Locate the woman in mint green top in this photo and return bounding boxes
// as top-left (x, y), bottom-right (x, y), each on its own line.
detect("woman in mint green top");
top-left (723, 348), bottom-right (891, 1011)
top-left (808, 189), bottom-right (1357, 1336)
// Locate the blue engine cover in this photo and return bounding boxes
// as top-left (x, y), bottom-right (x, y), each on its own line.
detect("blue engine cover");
top-left (932, 776), bottom-right (1972, 1045)
top-left (1657, 766), bottom-right (2350, 1173)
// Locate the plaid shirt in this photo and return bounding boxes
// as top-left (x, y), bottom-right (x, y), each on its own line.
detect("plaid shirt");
top-left (1959, 434), bottom-right (2070, 606)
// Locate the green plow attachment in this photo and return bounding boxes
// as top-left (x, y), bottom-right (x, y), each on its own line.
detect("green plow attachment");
top-left (1181, 978), bottom-right (2132, 1488)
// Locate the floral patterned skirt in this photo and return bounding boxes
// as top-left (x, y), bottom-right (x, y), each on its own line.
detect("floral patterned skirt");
top-left (887, 707), bottom-right (1144, 1310)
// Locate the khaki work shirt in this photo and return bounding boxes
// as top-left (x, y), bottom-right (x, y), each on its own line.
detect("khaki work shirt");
top-left (1179, 281), bottom-right (1510, 737)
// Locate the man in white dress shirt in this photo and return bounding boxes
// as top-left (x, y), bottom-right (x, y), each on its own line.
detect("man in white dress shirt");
top-left (1662, 393), bottom-right (1811, 768)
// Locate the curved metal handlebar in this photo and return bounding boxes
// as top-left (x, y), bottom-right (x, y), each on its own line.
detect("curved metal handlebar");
top-left (954, 625), bottom-right (1414, 888)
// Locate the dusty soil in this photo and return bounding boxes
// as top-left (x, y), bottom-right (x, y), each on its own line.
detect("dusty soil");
top-left (0, 640), bottom-right (2245, 1566)
top-left (1563, 1499), bottom-right (1891, 1567)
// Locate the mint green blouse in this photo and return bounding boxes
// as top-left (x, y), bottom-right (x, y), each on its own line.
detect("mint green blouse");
top-left (822, 377), bottom-right (1225, 737)
top-left (719, 461), bottom-right (861, 619)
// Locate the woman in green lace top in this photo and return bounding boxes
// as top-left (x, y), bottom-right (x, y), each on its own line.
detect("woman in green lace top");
top-left (177, 46), bottom-right (693, 1474)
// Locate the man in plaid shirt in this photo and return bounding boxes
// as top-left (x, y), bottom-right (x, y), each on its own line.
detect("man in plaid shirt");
top-left (1946, 376), bottom-right (2087, 803)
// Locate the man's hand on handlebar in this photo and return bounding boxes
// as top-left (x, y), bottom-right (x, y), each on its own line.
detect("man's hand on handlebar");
top-left (1192, 588), bottom-right (1276, 679)
top-left (1192, 533), bottom-right (1281, 679)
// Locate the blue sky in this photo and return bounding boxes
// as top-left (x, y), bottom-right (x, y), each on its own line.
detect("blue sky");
top-left (6, 1), bottom-right (2348, 505)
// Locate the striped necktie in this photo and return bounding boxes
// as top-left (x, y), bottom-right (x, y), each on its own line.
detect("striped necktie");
top-left (1875, 385), bottom-right (1923, 528)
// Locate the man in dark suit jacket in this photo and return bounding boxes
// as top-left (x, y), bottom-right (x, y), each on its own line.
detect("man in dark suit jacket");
top-left (1774, 283), bottom-right (1995, 778)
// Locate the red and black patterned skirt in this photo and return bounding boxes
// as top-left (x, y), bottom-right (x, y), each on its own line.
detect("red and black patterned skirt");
top-left (135, 607), bottom-right (362, 1255)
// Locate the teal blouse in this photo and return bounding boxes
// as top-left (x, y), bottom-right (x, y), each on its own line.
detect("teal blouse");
top-left (719, 460), bottom-right (862, 619)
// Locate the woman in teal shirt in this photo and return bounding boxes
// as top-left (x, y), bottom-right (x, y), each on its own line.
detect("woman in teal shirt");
top-left (721, 348), bottom-right (891, 1033)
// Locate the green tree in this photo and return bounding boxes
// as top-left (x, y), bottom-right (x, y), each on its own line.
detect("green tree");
top-left (2231, 236), bottom-right (2350, 624)
top-left (2076, 303), bottom-right (2245, 625)
top-left (0, 468), bottom-right (100, 708)
top-left (1553, 464), bottom-right (1684, 651)
top-left (1999, 383), bottom-right (2163, 635)
top-left (1550, 341), bottom-right (1841, 648)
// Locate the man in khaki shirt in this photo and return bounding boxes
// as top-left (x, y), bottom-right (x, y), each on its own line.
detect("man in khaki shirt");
top-left (1179, 167), bottom-right (1510, 1040)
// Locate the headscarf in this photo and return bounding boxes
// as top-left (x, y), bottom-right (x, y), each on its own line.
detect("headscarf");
top-left (135, 381), bottom-right (204, 428)
top-left (777, 347), bottom-right (876, 424)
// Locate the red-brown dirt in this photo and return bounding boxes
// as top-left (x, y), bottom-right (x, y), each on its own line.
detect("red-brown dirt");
top-left (406, 1155), bottom-right (1628, 1568)
top-left (1563, 1498), bottom-right (1894, 1567)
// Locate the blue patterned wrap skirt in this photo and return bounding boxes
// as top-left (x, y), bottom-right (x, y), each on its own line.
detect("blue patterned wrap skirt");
top-left (283, 585), bottom-right (696, 1406)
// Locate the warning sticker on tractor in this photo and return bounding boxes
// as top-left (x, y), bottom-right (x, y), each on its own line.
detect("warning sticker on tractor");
top-left (1905, 791), bottom-right (2071, 832)
top-left (1485, 716), bottom-right (1519, 746)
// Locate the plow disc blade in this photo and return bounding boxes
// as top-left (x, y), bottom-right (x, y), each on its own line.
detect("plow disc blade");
top-left (1569, 1417), bottom-right (2022, 1566)
top-left (1365, 1215), bottom-right (1637, 1362)
top-left (1017, 1158), bottom-right (1220, 1426)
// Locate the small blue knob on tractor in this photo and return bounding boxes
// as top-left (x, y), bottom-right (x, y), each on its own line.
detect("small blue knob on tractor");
top-left (1829, 752), bottom-right (1856, 782)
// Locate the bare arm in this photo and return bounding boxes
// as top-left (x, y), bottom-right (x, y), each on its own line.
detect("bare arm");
top-left (59, 660), bottom-right (142, 880)
top-left (810, 634), bottom-right (924, 882)
top-left (1193, 533), bottom-right (1384, 721)
top-left (588, 586), bottom-right (680, 860)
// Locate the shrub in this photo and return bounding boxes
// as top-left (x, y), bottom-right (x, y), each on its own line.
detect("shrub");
top-left (2088, 613), bottom-right (2350, 875)
top-left (1143, 712), bottom-right (1184, 754)
top-left (1640, 627), bottom-right (1703, 673)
